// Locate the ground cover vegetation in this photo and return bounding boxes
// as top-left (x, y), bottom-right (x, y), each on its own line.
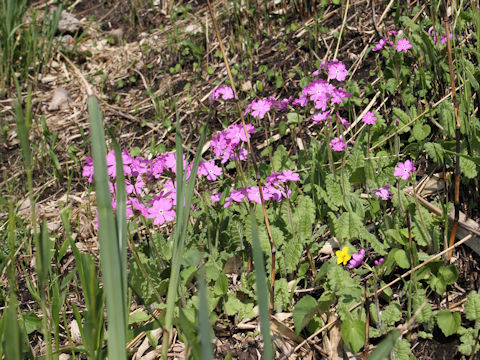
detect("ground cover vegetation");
top-left (1, 0), bottom-right (480, 359)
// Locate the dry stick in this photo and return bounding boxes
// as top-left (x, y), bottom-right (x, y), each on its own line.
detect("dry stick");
top-left (333, 0), bottom-right (349, 60)
top-left (205, 0), bottom-right (277, 311)
top-left (294, 228), bottom-right (479, 354)
top-left (444, 1), bottom-right (461, 260)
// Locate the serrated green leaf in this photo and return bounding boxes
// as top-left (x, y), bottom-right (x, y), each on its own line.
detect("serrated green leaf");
top-left (382, 302), bottom-right (402, 326)
top-left (437, 310), bottom-right (460, 337)
top-left (293, 295), bottom-right (318, 334)
top-left (424, 142), bottom-right (444, 164)
top-left (460, 156), bottom-right (478, 179)
top-left (393, 338), bottom-right (413, 360)
top-left (413, 291), bottom-right (434, 326)
top-left (284, 234), bottom-right (304, 273)
top-left (464, 291), bottom-right (480, 322)
top-left (429, 275), bottom-right (447, 295)
top-left (325, 175), bottom-right (344, 209)
top-left (341, 320), bottom-right (365, 353)
top-left (337, 211), bottom-right (363, 241)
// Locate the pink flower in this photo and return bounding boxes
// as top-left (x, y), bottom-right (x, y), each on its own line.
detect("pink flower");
top-left (388, 29), bottom-right (398, 36)
top-left (326, 60), bottom-right (348, 81)
top-left (146, 197), bottom-right (176, 226)
top-left (330, 87), bottom-right (351, 104)
top-left (198, 160), bottom-right (223, 181)
top-left (210, 192), bottom-right (222, 206)
top-left (348, 248), bottom-right (366, 269)
top-left (374, 258), bottom-right (385, 266)
top-left (211, 85), bottom-right (234, 102)
top-left (82, 156), bottom-right (94, 182)
top-left (394, 160), bottom-right (416, 180)
top-left (362, 111), bottom-right (377, 125)
top-left (278, 169), bottom-right (300, 182)
top-left (373, 184), bottom-right (393, 200)
top-left (245, 186), bottom-right (261, 204)
top-left (312, 111), bottom-right (330, 124)
top-left (329, 137), bottom-right (346, 151)
top-left (224, 189), bottom-right (245, 208)
top-left (244, 99), bottom-right (271, 119)
top-left (372, 38), bottom-right (387, 52)
top-left (395, 38), bottom-right (412, 52)
top-left (337, 113), bottom-right (350, 129)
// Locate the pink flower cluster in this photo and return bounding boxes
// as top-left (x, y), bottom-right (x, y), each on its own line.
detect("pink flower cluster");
top-left (427, 26), bottom-right (453, 45)
top-left (210, 123), bottom-right (256, 164)
top-left (210, 169), bottom-right (300, 208)
top-left (373, 184), bottom-right (393, 200)
top-left (244, 96), bottom-right (292, 119)
top-left (83, 150), bottom-right (224, 227)
top-left (211, 85), bottom-right (234, 102)
top-left (372, 29), bottom-right (412, 53)
top-left (347, 248), bottom-right (384, 269)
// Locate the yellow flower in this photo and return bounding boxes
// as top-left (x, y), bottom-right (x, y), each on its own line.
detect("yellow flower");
top-left (336, 246), bottom-right (351, 265)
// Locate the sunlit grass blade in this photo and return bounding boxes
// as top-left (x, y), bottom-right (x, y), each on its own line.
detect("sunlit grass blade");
top-left (3, 293), bottom-right (25, 360)
top-left (249, 210), bottom-right (273, 359)
top-left (162, 114), bottom-right (208, 359)
top-left (109, 130), bottom-right (128, 317)
top-left (198, 265), bottom-right (213, 360)
top-left (87, 95), bottom-right (126, 360)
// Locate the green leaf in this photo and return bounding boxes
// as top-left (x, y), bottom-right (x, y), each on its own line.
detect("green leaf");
top-left (412, 122), bottom-right (431, 141)
top-left (460, 156), bottom-right (478, 179)
top-left (392, 108), bottom-right (411, 133)
top-left (393, 339), bottom-right (413, 360)
top-left (437, 310), bottom-right (461, 337)
top-left (293, 295), bottom-right (317, 334)
top-left (341, 320), bottom-right (365, 353)
top-left (464, 291), bottom-right (480, 322)
top-left (224, 294), bottom-right (254, 320)
top-left (324, 175), bottom-right (344, 209)
top-left (438, 265), bottom-right (459, 285)
top-left (382, 302), bottom-right (402, 326)
top-left (337, 211), bottom-right (363, 241)
top-left (429, 275), bottom-right (447, 295)
top-left (424, 142), bottom-right (444, 164)
top-left (394, 249), bottom-right (410, 269)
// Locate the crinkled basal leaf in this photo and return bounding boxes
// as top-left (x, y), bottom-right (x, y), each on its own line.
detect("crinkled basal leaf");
top-left (341, 320), bottom-right (365, 353)
top-left (347, 146), bottom-right (365, 172)
top-left (129, 252), bottom-right (168, 306)
top-left (274, 278), bottom-right (290, 312)
top-left (439, 101), bottom-right (456, 138)
top-left (458, 326), bottom-right (477, 356)
top-left (437, 310), bottom-right (461, 337)
top-left (412, 206), bottom-right (433, 247)
top-left (319, 186), bottom-right (338, 211)
top-left (413, 290), bottom-right (434, 327)
top-left (272, 145), bottom-right (294, 172)
top-left (284, 234), bottom-right (303, 273)
top-left (429, 275), bottom-right (447, 295)
top-left (325, 174), bottom-right (344, 209)
top-left (337, 211), bottom-right (363, 241)
top-left (293, 195), bottom-right (315, 241)
top-left (382, 302), bottom-right (402, 326)
top-left (394, 249), bottom-right (410, 269)
top-left (464, 291), bottom-right (480, 322)
top-left (460, 155), bottom-right (478, 179)
top-left (393, 339), bottom-right (413, 360)
top-left (424, 142), bottom-right (444, 164)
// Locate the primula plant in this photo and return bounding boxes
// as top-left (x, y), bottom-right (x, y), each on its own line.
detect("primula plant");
top-left (3, 1), bottom-right (480, 360)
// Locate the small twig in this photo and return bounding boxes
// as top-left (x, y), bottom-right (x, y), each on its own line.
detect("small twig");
top-left (333, 0), bottom-right (350, 60)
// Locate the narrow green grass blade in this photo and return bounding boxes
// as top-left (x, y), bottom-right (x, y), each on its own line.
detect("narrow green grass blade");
top-left (109, 131), bottom-right (128, 317)
top-left (4, 293), bottom-right (24, 360)
top-left (367, 330), bottom-right (400, 360)
top-left (163, 117), bottom-right (208, 359)
top-left (198, 265), bottom-right (213, 360)
top-left (249, 210), bottom-right (273, 360)
top-left (87, 95), bottom-right (126, 360)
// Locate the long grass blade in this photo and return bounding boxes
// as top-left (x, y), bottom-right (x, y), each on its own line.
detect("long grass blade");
top-left (162, 114), bottom-right (208, 359)
top-left (87, 95), bottom-right (127, 360)
top-left (198, 265), bottom-right (213, 360)
top-left (249, 210), bottom-right (273, 359)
